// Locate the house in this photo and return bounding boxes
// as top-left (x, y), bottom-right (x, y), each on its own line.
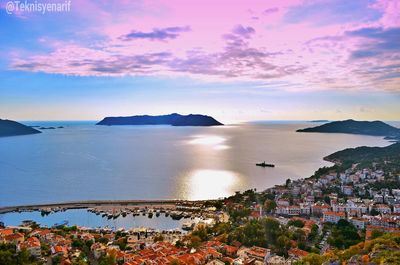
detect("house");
top-left (288, 248), bottom-right (309, 260)
top-left (349, 217), bottom-right (367, 230)
top-left (287, 205), bottom-right (301, 216)
top-left (393, 204), bottom-right (400, 214)
top-left (18, 237), bottom-right (41, 257)
top-left (265, 255), bottom-right (289, 265)
top-left (322, 211), bottom-right (345, 224)
top-left (91, 242), bottom-right (107, 259)
top-left (373, 194), bottom-right (384, 203)
top-left (4, 233), bottom-right (25, 245)
top-left (51, 245), bottom-right (68, 257)
top-left (311, 203), bottom-right (330, 216)
top-left (374, 204), bottom-right (391, 214)
top-left (341, 186), bottom-right (353, 196)
top-left (245, 246), bottom-right (270, 261)
top-left (224, 245), bottom-right (238, 257)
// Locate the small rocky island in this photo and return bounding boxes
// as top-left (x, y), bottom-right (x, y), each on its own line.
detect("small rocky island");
top-left (97, 113), bottom-right (223, 126)
top-left (297, 119), bottom-right (400, 137)
top-left (0, 119), bottom-right (41, 137)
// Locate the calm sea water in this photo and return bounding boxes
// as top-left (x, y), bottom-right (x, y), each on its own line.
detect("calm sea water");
top-left (0, 121), bottom-right (394, 207)
top-left (0, 209), bottom-right (186, 230)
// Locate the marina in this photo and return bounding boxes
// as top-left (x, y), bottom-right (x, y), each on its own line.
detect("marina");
top-left (0, 200), bottom-right (222, 232)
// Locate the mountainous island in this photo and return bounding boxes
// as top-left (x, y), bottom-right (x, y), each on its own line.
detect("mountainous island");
top-left (0, 119), bottom-right (41, 137)
top-left (97, 113), bottom-right (223, 126)
top-left (297, 119), bottom-right (400, 137)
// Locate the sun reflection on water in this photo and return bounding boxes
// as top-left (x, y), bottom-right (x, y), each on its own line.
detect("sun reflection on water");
top-left (180, 169), bottom-right (242, 200)
top-left (188, 135), bottom-right (229, 150)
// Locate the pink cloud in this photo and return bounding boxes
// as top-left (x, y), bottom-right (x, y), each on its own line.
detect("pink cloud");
top-left (6, 0), bottom-right (400, 92)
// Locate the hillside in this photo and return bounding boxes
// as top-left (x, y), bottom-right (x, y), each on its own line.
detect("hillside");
top-left (324, 142), bottom-right (400, 165)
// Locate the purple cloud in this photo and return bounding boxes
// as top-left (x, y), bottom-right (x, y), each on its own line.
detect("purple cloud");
top-left (120, 26), bottom-right (191, 41)
top-left (232, 25), bottom-right (256, 39)
top-left (263, 7), bottom-right (279, 15)
top-left (346, 27), bottom-right (400, 59)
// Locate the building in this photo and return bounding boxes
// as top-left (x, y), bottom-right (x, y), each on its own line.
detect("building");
top-left (393, 204), bottom-right (400, 214)
top-left (18, 237), bottom-right (41, 257)
top-left (342, 186), bottom-right (353, 196)
top-left (374, 204), bottom-right (391, 214)
top-left (4, 233), bottom-right (24, 245)
top-left (245, 246), bottom-right (270, 261)
top-left (349, 217), bottom-right (367, 230)
top-left (322, 211), bottom-right (346, 224)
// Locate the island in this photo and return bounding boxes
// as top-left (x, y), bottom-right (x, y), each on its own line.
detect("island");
top-left (96, 113), bottom-right (223, 126)
top-left (309, 119), bottom-right (329, 123)
top-left (0, 119), bottom-right (41, 137)
top-left (297, 119), bottom-right (400, 137)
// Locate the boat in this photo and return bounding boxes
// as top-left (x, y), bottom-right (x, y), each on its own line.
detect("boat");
top-left (182, 221), bottom-right (194, 231)
top-left (52, 220), bottom-right (68, 228)
top-left (256, 161), bottom-right (275, 167)
top-left (113, 212), bottom-right (120, 219)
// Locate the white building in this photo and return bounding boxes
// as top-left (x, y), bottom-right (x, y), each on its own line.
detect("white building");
top-left (322, 211), bottom-right (346, 224)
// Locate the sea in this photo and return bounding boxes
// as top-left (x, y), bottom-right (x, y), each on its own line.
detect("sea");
top-left (0, 120), bottom-right (396, 228)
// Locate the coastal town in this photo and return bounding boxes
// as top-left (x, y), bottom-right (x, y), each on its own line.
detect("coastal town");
top-left (1, 145), bottom-right (400, 265)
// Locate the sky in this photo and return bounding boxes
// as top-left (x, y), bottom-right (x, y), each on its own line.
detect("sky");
top-left (0, 0), bottom-right (399, 123)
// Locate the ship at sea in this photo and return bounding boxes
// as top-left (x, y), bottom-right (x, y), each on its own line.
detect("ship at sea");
top-left (256, 161), bottom-right (275, 168)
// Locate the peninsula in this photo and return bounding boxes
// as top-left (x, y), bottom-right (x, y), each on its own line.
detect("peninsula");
top-left (297, 119), bottom-right (400, 137)
top-left (96, 113), bottom-right (223, 126)
top-left (0, 119), bottom-right (41, 137)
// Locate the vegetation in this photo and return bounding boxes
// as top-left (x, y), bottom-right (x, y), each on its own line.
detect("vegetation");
top-left (0, 243), bottom-right (40, 265)
top-left (299, 233), bottom-right (400, 265)
top-left (327, 220), bottom-right (362, 249)
top-left (325, 142), bottom-right (400, 166)
top-left (288, 219), bottom-right (305, 228)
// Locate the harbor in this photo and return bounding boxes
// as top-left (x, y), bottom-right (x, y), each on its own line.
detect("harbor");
top-left (0, 200), bottom-right (225, 232)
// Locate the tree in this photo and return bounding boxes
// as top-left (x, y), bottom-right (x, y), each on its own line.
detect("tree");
top-left (264, 200), bottom-right (277, 213)
top-left (188, 235), bottom-right (202, 249)
top-left (370, 208), bottom-right (380, 216)
top-left (276, 235), bottom-right (291, 257)
top-left (99, 253), bottom-right (116, 265)
top-left (154, 234), bottom-right (164, 242)
top-left (286, 178), bottom-right (292, 187)
top-left (327, 220), bottom-right (361, 249)
top-left (192, 225), bottom-right (209, 241)
top-left (288, 219), bottom-right (305, 228)
top-left (301, 253), bottom-right (328, 265)
top-left (371, 229), bottom-right (384, 239)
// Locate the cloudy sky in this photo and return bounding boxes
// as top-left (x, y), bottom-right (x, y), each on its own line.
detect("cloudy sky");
top-left (0, 0), bottom-right (399, 122)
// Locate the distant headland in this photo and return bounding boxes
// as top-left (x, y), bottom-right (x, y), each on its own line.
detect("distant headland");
top-left (96, 113), bottom-right (223, 126)
top-left (309, 119), bottom-right (329, 123)
top-left (0, 119), bottom-right (41, 137)
top-left (297, 119), bottom-right (400, 137)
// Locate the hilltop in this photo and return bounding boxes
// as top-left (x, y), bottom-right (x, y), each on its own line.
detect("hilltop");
top-left (96, 113), bottom-right (223, 126)
top-left (0, 119), bottom-right (41, 137)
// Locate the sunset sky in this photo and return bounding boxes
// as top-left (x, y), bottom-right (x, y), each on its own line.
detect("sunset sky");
top-left (0, 0), bottom-right (399, 122)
